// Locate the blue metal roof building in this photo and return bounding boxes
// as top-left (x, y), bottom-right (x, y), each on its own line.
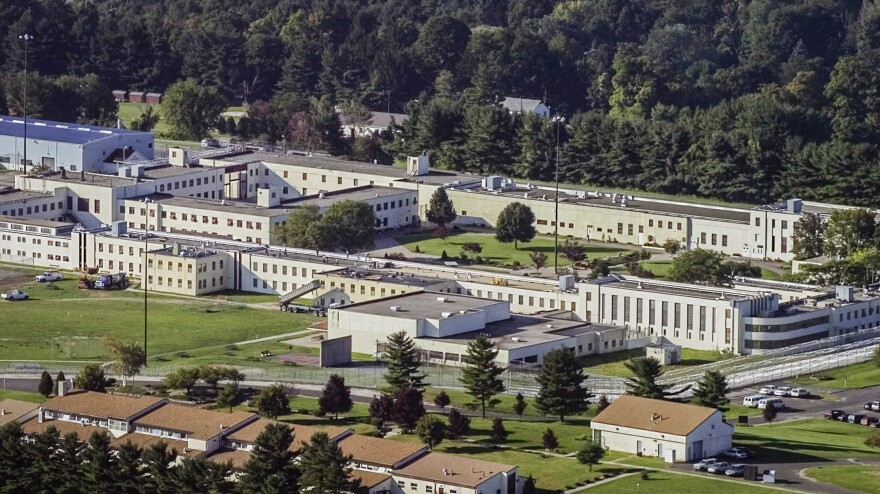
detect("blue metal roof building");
top-left (0, 117), bottom-right (154, 173)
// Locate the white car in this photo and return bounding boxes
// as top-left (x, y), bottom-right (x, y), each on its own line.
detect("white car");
top-left (35, 271), bottom-right (62, 282)
top-left (722, 448), bottom-right (749, 459)
top-left (759, 385), bottom-right (777, 395)
top-left (707, 462), bottom-right (731, 474)
top-left (1, 289), bottom-right (29, 301)
top-left (790, 388), bottom-right (810, 398)
top-left (774, 387), bottom-right (792, 396)
top-left (693, 458), bottom-right (718, 471)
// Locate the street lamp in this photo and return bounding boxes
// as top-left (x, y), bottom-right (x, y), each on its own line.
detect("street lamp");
top-left (19, 33), bottom-right (33, 175)
top-left (142, 198), bottom-right (151, 366)
top-left (551, 115), bottom-right (566, 274)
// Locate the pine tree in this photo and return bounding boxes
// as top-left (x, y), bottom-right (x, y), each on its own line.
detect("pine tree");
top-left (624, 357), bottom-right (689, 400)
top-left (319, 374), bottom-right (353, 419)
top-left (542, 428), bottom-right (559, 452)
top-left (523, 476), bottom-right (536, 494)
top-left (115, 441), bottom-right (144, 494)
top-left (0, 423), bottom-right (28, 490)
top-left (596, 395), bottom-right (611, 413)
top-left (535, 348), bottom-right (592, 421)
top-left (80, 431), bottom-right (117, 492)
top-left (55, 370), bottom-right (66, 384)
top-left (253, 384), bottom-right (291, 420)
top-left (299, 432), bottom-right (359, 494)
top-left (460, 335), bottom-right (506, 418)
top-left (415, 415), bottom-right (446, 449)
top-left (447, 408), bottom-right (471, 440)
top-left (490, 418), bottom-right (509, 445)
top-left (38, 371), bottom-right (54, 397)
top-left (426, 187), bottom-right (457, 227)
top-left (141, 442), bottom-right (177, 494)
top-left (393, 386), bottom-right (426, 432)
top-left (514, 392), bottom-right (527, 416)
top-left (763, 402), bottom-right (778, 423)
top-left (55, 432), bottom-right (84, 494)
top-left (381, 331), bottom-right (427, 392)
top-left (238, 422), bottom-right (299, 494)
top-left (433, 390), bottom-right (451, 410)
top-left (216, 383), bottom-right (244, 412)
top-left (691, 370), bottom-right (731, 411)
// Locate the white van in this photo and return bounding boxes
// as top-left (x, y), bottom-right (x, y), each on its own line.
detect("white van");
top-left (757, 397), bottom-right (785, 410)
top-left (742, 395), bottom-right (766, 408)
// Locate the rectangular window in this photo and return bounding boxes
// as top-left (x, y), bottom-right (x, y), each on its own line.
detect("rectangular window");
top-left (755, 217), bottom-right (761, 227)
top-left (700, 232), bottom-right (707, 244)
top-left (711, 233), bottom-right (717, 245)
top-left (687, 304), bottom-right (694, 331)
top-left (722, 235), bottom-right (728, 247)
top-left (627, 224), bottom-right (633, 235)
top-left (623, 296), bottom-right (630, 322)
top-left (781, 237), bottom-right (788, 254)
top-left (674, 303), bottom-right (681, 328)
top-left (611, 295), bottom-right (618, 320)
top-left (699, 306), bottom-right (706, 332)
top-left (637, 298), bottom-right (643, 324)
top-left (661, 301), bottom-right (668, 326)
top-left (617, 223), bottom-right (623, 235)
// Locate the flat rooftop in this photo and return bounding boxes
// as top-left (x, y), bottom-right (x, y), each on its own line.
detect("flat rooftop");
top-left (0, 116), bottom-right (150, 145)
top-left (0, 215), bottom-right (73, 229)
top-left (589, 275), bottom-right (759, 301)
top-left (235, 152), bottom-right (482, 187)
top-left (128, 193), bottom-right (289, 218)
top-left (321, 267), bottom-right (450, 289)
top-left (0, 189), bottom-right (53, 206)
top-left (334, 291), bottom-right (504, 320)
top-left (38, 170), bottom-right (138, 188)
top-left (142, 164), bottom-right (216, 179)
top-left (422, 314), bottom-right (605, 351)
top-left (284, 185), bottom-right (413, 208)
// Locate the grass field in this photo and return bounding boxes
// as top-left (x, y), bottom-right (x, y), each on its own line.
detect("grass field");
top-left (0, 390), bottom-right (45, 404)
top-left (733, 419), bottom-right (880, 462)
top-left (640, 261), bottom-right (673, 278)
top-left (584, 470), bottom-right (779, 493)
top-left (791, 362), bottom-right (880, 389)
top-left (117, 102), bottom-right (170, 134)
top-left (802, 465), bottom-right (880, 494)
top-left (423, 387), bottom-right (573, 418)
top-left (394, 232), bottom-right (630, 267)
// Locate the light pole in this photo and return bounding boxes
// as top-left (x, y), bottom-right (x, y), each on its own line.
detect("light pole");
top-left (551, 115), bottom-right (566, 274)
top-left (19, 33), bottom-right (33, 175)
top-left (142, 198), bottom-right (151, 366)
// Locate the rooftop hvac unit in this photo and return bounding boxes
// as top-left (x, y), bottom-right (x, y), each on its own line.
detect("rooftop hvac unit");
top-left (436, 297), bottom-right (447, 302)
top-left (441, 311), bottom-right (453, 318)
top-left (390, 306), bottom-right (402, 312)
top-left (459, 310), bottom-right (467, 314)
top-left (511, 337), bottom-right (520, 342)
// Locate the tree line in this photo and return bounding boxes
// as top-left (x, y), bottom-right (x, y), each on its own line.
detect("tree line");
top-left (4, 1), bottom-right (880, 206)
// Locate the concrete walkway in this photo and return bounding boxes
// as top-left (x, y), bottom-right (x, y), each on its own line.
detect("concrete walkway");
top-left (563, 472), bottom-right (639, 493)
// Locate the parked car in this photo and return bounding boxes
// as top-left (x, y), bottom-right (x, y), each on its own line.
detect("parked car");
top-left (825, 410), bottom-right (846, 420)
top-left (707, 462), bottom-right (731, 474)
top-left (35, 271), bottom-right (62, 282)
top-left (723, 448), bottom-right (749, 460)
top-left (860, 416), bottom-right (879, 427)
top-left (774, 386), bottom-right (792, 396)
top-left (790, 388), bottom-right (811, 398)
top-left (759, 385), bottom-right (778, 394)
top-left (743, 395), bottom-right (767, 408)
top-left (1, 289), bottom-right (29, 301)
top-left (725, 464), bottom-right (746, 477)
top-left (693, 458), bottom-right (718, 471)
top-left (757, 398), bottom-right (785, 410)
top-left (847, 414), bottom-right (866, 424)
top-left (864, 401), bottom-right (880, 412)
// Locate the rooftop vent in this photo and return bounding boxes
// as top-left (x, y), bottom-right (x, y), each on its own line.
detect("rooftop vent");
top-left (390, 306), bottom-right (402, 312)
top-left (436, 297), bottom-right (447, 302)
top-left (511, 337), bottom-right (520, 342)
top-left (441, 311), bottom-right (453, 318)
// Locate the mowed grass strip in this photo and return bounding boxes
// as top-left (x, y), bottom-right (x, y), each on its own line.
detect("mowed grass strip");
top-left (0, 297), bottom-right (316, 360)
top-left (791, 361), bottom-right (880, 389)
top-left (733, 419), bottom-right (880, 462)
top-left (584, 470), bottom-right (781, 494)
top-left (395, 232), bottom-right (630, 267)
top-left (0, 390), bottom-right (46, 404)
top-left (803, 465), bottom-right (880, 494)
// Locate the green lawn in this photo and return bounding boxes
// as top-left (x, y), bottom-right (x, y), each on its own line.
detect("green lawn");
top-left (395, 232), bottom-right (630, 267)
top-left (585, 470), bottom-right (780, 494)
top-left (0, 390), bottom-right (46, 404)
top-left (734, 419), bottom-right (880, 462)
top-left (640, 261), bottom-right (673, 279)
top-left (118, 102), bottom-right (170, 134)
top-left (206, 290), bottom-right (286, 305)
top-left (803, 465), bottom-right (880, 494)
top-left (791, 361), bottom-right (880, 389)
top-left (423, 388), bottom-right (580, 418)
top-left (0, 285), bottom-right (317, 360)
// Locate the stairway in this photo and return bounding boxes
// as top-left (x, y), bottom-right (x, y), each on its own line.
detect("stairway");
top-left (279, 280), bottom-right (322, 306)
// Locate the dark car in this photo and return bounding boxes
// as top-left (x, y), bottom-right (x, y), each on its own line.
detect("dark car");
top-left (861, 416), bottom-right (879, 427)
top-left (824, 410), bottom-right (845, 420)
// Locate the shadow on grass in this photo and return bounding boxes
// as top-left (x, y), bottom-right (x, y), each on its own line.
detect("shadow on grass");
top-left (735, 439), bottom-right (872, 463)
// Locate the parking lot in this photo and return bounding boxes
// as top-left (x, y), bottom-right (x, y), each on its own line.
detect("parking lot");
top-left (729, 381), bottom-right (880, 424)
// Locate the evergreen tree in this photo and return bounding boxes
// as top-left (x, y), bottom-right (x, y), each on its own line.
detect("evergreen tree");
top-left (319, 374), bottom-right (353, 419)
top-left (624, 357), bottom-right (690, 400)
top-left (542, 428), bottom-right (558, 452)
top-left (426, 188), bottom-right (457, 227)
top-left (175, 456), bottom-right (233, 494)
top-left (253, 384), bottom-right (291, 420)
top-left (141, 442), bottom-right (178, 494)
top-left (460, 335), bottom-right (506, 418)
top-left (216, 383), bottom-right (244, 412)
top-left (535, 348), bottom-right (592, 421)
top-left (381, 331), bottom-right (427, 392)
top-left (0, 423), bottom-right (28, 490)
top-left (495, 202), bottom-right (536, 249)
top-left (447, 408), bottom-right (471, 440)
top-left (80, 431), bottom-right (117, 492)
top-left (522, 476), bottom-right (536, 494)
top-left (238, 422), bottom-right (299, 494)
top-left (490, 418), bottom-right (509, 445)
top-left (575, 441), bottom-right (605, 472)
top-left (38, 371), bottom-right (54, 397)
top-left (596, 395), bottom-right (611, 413)
top-left (513, 392), bottom-right (527, 416)
top-left (433, 390), bottom-right (451, 410)
top-left (56, 371), bottom-right (66, 384)
top-left (415, 415), bottom-right (446, 449)
top-left (115, 441), bottom-right (144, 494)
top-left (393, 386), bottom-right (426, 432)
top-left (763, 401), bottom-right (778, 423)
top-left (299, 432), bottom-right (359, 494)
top-left (55, 432), bottom-right (84, 494)
top-left (369, 394), bottom-right (395, 424)
top-left (74, 364), bottom-right (107, 392)
top-left (691, 370), bottom-right (731, 411)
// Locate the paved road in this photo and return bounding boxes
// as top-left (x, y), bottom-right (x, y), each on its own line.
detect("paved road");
top-left (729, 380), bottom-right (880, 424)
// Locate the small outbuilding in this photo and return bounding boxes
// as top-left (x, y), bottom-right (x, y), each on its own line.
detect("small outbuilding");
top-left (112, 90), bottom-right (129, 102)
top-left (590, 395), bottom-right (733, 462)
top-left (129, 91), bottom-right (146, 103)
top-left (145, 93), bottom-right (163, 105)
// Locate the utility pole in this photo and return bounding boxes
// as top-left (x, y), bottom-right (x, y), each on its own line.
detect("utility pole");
top-left (551, 115), bottom-right (566, 274)
top-left (19, 33), bottom-right (33, 175)
top-left (143, 198), bottom-right (151, 366)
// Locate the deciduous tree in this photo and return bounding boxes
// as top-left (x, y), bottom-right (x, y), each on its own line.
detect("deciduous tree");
top-left (576, 441), bottom-right (605, 471)
top-left (253, 384), bottom-right (291, 420)
top-left (460, 334), bottom-right (506, 418)
top-left (105, 338), bottom-right (145, 387)
top-left (216, 383), bottom-right (243, 412)
top-left (415, 415), bottom-right (446, 449)
top-left (163, 367), bottom-right (200, 395)
top-left (447, 408), bottom-right (471, 440)
top-left (433, 390), bottom-right (451, 410)
top-left (75, 364), bottom-right (107, 392)
top-left (529, 251), bottom-right (547, 273)
top-left (792, 213), bottom-right (825, 260)
top-left (495, 202), bottom-right (536, 249)
top-left (369, 394), bottom-right (395, 423)
top-left (668, 249), bottom-right (728, 285)
top-left (490, 418), bottom-right (508, 445)
top-left (163, 79), bottom-right (226, 140)
top-left (535, 348), bottom-right (592, 421)
top-left (542, 428), bottom-right (558, 452)
top-left (824, 208), bottom-right (877, 258)
top-left (393, 387), bottom-right (426, 432)
top-left (514, 392), bottom-right (527, 416)
top-left (320, 200), bottom-right (377, 253)
top-left (763, 401), bottom-right (778, 423)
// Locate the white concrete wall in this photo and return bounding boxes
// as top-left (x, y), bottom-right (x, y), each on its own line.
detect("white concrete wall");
top-left (329, 309), bottom-right (421, 354)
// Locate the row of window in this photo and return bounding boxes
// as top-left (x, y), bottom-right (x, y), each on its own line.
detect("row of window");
top-left (745, 315), bottom-right (831, 333)
top-left (744, 331), bottom-right (828, 349)
top-left (148, 275), bottom-right (224, 290)
top-left (699, 232), bottom-right (729, 247)
top-left (0, 200), bottom-right (64, 217)
top-left (156, 174), bottom-right (219, 192)
top-left (755, 217), bottom-right (789, 230)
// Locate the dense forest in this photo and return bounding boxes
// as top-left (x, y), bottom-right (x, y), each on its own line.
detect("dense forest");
top-left (3, 0), bottom-right (880, 206)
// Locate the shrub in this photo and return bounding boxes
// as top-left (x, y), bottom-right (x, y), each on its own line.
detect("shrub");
top-left (414, 245), bottom-right (421, 253)
top-left (866, 431), bottom-right (880, 448)
top-left (640, 470), bottom-right (650, 480)
top-left (441, 250), bottom-right (448, 260)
